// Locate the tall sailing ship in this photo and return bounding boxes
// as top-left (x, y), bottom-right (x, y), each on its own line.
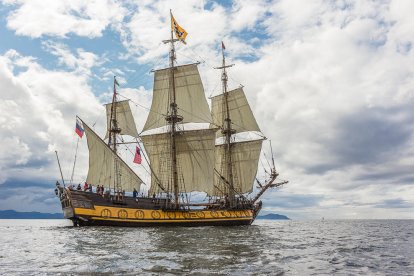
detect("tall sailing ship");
top-left (55, 13), bottom-right (287, 227)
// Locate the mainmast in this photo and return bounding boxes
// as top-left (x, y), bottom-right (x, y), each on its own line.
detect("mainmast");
top-left (215, 43), bottom-right (236, 206)
top-left (142, 14), bottom-right (216, 198)
top-left (163, 10), bottom-right (183, 208)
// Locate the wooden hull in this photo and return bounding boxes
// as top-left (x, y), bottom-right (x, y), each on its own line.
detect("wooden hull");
top-left (60, 190), bottom-right (261, 227)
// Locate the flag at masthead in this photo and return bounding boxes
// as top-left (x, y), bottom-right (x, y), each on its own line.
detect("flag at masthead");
top-left (171, 11), bottom-right (188, 44)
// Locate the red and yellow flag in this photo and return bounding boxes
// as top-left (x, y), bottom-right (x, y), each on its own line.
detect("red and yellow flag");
top-left (171, 13), bottom-right (188, 44)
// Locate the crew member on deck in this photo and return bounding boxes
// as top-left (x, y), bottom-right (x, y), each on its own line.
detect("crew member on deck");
top-left (83, 182), bottom-right (88, 192)
top-left (133, 188), bottom-right (138, 198)
top-left (77, 183), bottom-right (81, 191)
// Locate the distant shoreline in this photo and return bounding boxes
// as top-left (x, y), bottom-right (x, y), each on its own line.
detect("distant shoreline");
top-left (256, 213), bottom-right (290, 220)
top-left (0, 210), bottom-right (63, 219)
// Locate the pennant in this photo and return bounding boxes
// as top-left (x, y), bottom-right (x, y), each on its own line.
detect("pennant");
top-left (222, 41), bottom-right (225, 50)
top-left (171, 13), bottom-right (188, 44)
top-left (75, 119), bottom-right (84, 138)
top-left (133, 146), bottom-right (142, 164)
top-left (114, 77), bottom-right (120, 87)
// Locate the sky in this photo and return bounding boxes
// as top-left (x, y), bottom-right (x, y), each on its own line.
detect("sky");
top-left (0, 0), bottom-right (413, 219)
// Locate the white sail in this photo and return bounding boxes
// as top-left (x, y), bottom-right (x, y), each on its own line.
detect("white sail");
top-left (141, 128), bottom-right (216, 195)
top-left (104, 100), bottom-right (139, 139)
top-left (83, 122), bottom-right (143, 192)
top-left (211, 87), bottom-right (261, 137)
top-left (142, 64), bottom-right (212, 132)
top-left (214, 139), bottom-right (263, 195)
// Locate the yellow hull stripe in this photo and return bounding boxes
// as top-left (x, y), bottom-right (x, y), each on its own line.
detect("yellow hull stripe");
top-left (73, 205), bottom-right (253, 222)
top-left (89, 217), bottom-right (251, 223)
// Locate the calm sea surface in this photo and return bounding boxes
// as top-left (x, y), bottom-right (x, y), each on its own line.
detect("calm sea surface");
top-left (0, 219), bottom-right (412, 275)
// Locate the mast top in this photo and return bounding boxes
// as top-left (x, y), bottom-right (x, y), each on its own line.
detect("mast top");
top-left (214, 64), bottom-right (234, 70)
top-left (214, 41), bottom-right (234, 70)
top-left (168, 11), bottom-right (188, 45)
top-left (162, 38), bottom-right (180, 44)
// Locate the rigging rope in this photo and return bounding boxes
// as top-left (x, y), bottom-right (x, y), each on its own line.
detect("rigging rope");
top-left (69, 137), bottom-right (80, 185)
top-left (263, 152), bottom-right (273, 173)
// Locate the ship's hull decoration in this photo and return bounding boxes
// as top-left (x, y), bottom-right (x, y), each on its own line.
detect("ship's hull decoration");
top-left (60, 191), bottom-right (260, 227)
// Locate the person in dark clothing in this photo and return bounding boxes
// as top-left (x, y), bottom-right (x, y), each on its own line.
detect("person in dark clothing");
top-left (54, 182), bottom-right (60, 196)
top-left (77, 184), bottom-right (81, 191)
top-left (224, 194), bottom-right (229, 207)
top-left (88, 183), bottom-right (92, 192)
top-left (133, 188), bottom-right (138, 198)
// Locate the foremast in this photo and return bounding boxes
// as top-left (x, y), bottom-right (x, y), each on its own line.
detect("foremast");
top-left (211, 42), bottom-right (288, 206)
top-left (215, 45), bottom-right (236, 207)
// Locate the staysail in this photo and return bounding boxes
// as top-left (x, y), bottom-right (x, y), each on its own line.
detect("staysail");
top-left (211, 87), bottom-right (261, 137)
top-left (142, 64), bottom-right (212, 132)
top-left (141, 128), bottom-right (216, 195)
top-left (83, 121), bottom-right (143, 191)
top-left (104, 100), bottom-right (139, 139)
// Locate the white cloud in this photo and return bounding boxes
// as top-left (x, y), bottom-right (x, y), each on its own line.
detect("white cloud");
top-left (242, 0), bottom-right (414, 218)
top-left (42, 42), bottom-right (101, 76)
top-left (0, 49), bottom-right (104, 185)
top-left (3, 0), bottom-right (126, 38)
top-left (229, 0), bottom-right (268, 32)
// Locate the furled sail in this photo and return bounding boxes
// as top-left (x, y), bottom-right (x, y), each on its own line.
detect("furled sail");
top-left (214, 139), bottom-right (263, 195)
top-left (141, 128), bottom-right (216, 195)
top-left (211, 87), bottom-right (261, 137)
top-left (142, 64), bottom-right (212, 132)
top-left (104, 100), bottom-right (139, 139)
top-left (83, 122), bottom-right (143, 191)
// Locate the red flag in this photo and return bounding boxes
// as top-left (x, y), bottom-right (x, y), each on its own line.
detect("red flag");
top-left (221, 41), bottom-right (225, 50)
top-left (75, 119), bottom-right (84, 138)
top-left (133, 146), bottom-right (142, 164)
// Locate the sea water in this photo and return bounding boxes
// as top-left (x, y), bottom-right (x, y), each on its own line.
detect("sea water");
top-left (0, 219), bottom-right (412, 275)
